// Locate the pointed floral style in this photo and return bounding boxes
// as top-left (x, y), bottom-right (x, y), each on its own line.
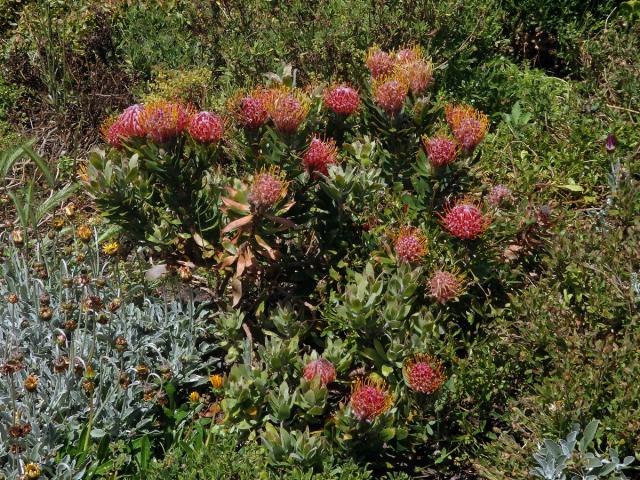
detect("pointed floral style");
top-left (403, 354), bottom-right (446, 394)
top-left (428, 270), bottom-right (464, 304)
top-left (263, 87), bottom-right (310, 134)
top-left (303, 358), bottom-right (336, 386)
top-left (350, 376), bottom-right (394, 421)
top-left (303, 136), bottom-right (338, 175)
top-left (393, 226), bottom-right (428, 263)
top-left (445, 104), bottom-right (489, 152)
top-left (422, 135), bottom-right (459, 168)
top-left (188, 111), bottom-right (224, 143)
top-left (323, 84), bottom-right (360, 116)
top-left (439, 199), bottom-right (491, 240)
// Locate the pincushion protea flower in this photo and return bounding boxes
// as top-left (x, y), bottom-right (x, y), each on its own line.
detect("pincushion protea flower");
top-left (188, 111), bottom-right (224, 143)
top-left (101, 104), bottom-right (147, 148)
top-left (303, 358), bottom-right (336, 386)
top-left (263, 87), bottom-right (310, 134)
top-left (488, 184), bottom-right (513, 207)
top-left (428, 270), bottom-right (464, 304)
top-left (422, 135), bottom-right (458, 168)
top-left (403, 354), bottom-right (445, 394)
top-left (445, 104), bottom-right (489, 152)
top-left (141, 100), bottom-right (194, 143)
top-left (350, 376), bottom-right (393, 421)
top-left (249, 168), bottom-right (288, 209)
top-left (366, 47), bottom-right (395, 79)
top-left (439, 199), bottom-right (491, 240)
top-left (393, 226), bottom-right (428, 263)
top-left (323, 84), bottom-right (360, 116)
top-left (230, 89), bottom-right (269, 129)
top-left (395, 46), bottom-right (432, 95)
top-left (303, 136), bottom-right (338, 175)
top-left (372, 73), bottom-right (409, 117)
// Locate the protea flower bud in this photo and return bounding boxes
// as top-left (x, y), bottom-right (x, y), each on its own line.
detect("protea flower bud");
top-left (323, 84), bottom-right (360, 116)
top-left (445, 104), bottom-right (489, 152)
top-left (488, 184), bottom-right (513, 207)
top-left (249, 169), bottom-right (287, 209)
top-left (263, 87), bottom-right (310, 134)
top-left (439, 200), bottom-right (491, 240)
top-left (303, 358), bottom-right (336, 386)
top-left (231, 89), bottom-right (269, 129)
top-left (303, 136), bottom-right (338, 175)
top-left (141, 101), bottom-right (193, 143)
top-left (366, 47), bottom-right (395, 79)
top-left (350, 376), bottom-right (393, 421)
top-left (372, 74), bottom-right (409, 117)
top-left (188, 111), bottom-right (224, 143)
top-left (428, 270), bottom-right (464, 304)
top-left (403, 354), bottom-right (445, 394)
top-left (422, 135), bottom-right (458, 168)
top-left (393, 226), bottom-right (428, 263)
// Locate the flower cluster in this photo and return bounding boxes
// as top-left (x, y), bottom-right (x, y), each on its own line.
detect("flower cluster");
top-left (249, 169), bottom-right (288, 209)
top-left (303, 136), bottom-right (338, 175)
top-left (440, 199), bottom-right (491, 240)
top-left (403, 354), bottom-right (446, 394)
top-left (323, 84), bottom-right (360, 116)
top-left (350, 377), bottom-right (394, 421)
top-left (393, 226), bottom-right (428, 263)
top-left (303, 358), bottom-right (336, 386)
top-left (445, 104), bottom-right (489, 152)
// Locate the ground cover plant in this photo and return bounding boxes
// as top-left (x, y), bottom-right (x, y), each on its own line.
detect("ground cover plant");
top-left (0, 1), bottom-right (639, 479)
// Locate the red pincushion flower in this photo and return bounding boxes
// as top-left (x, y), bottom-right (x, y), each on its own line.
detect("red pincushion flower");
top-left (373, 75), bottom-right (409, 117)
top-left (488, 184), bottom-right (513, 207)
top-left (393, 226), bottom-right (428, 263)
top-left (188, 111), bottom-right (224, 143)
top-left (141, 101), bottom-right (193, 143)
top-left (403, 354), bottom-right (445, 394)
top-left (366, 47), bottom-right (395, 79)
top-left (445, 104), bottom-right (489, 152)
top-left (233, 90), bottom-right (269, 129)
top-left (102, 117), bottom-right (125, 148)
top-left (249, 169), bottom-right (287, 209)
top-left (303, 358), bottom-right (336, 386)
top-left (118, 104), bottom-right (147, 138)
top-left (396, 47), bottom-right (421, 63)
top-left (323, 84), bottom-right (360, 116)
top-left (439, 200), bottom-right (491, 240)
top-left (303, 136), bottom-right (338, 175)
top-left (350, 377), bottom-right (393, 421)
top-left (422, 136), bottom-right (458, 168)
top-left (263, 87), bottom-right (310, 134)
top-left (428, 270), bottom-right (464, 304)
top-left (402, 59), bottom-right (433, 94)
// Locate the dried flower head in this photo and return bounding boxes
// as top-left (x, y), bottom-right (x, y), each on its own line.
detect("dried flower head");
top-left (323, 84), bottom-right (360, 116)
top-left (393, 226), bottom-right (428, 263)
top-left (135, 364), bottom-right (150, 380)
top-left (141, 101), bottom-right (194, 143)
top-left (188, 111), bottom-right (224, 143)
top-left (445, 104), bottom-right (489, 152)
top-left (53, 355), bottom-right (70, 373)
top-left (422, 135), bottom-right (459, 168)
top-left (439, 200), bottom-right (491, 240)
top-left (25, 463), bottom-right (41, 479)
top-left (210, 374), bottom-right (224, 389)
top-left (366, 47), bottom-right (395, 79)
top-left (51, 216), bottom-right (65, 230)
top-left (77, 225), bottom-right (92, 242)
top-left (10, 229), bottom-right (24, 247)
top-left (178, 265), bottom-right (193, 282)
top-left (24, 374), bottom-right (38, 392)
top-left (403, 354), bottom-right (446, 394)
top-left (249, 168), bottom-right (288, 210)
top-left (263, 86), bottom-right (310, 134)
top-left (114, 335), bottom-right (128, 352)
top-left (303, 136), bottom-right (338, 175)
top-left (39, 306), bottom-right (53, 321)
top-left (487, 184), bottom-right (513, 207)
top-left (108, 298), bottom-right (122, 313)
top-left (350, 376), bottom-right (393, 421)
top-left (7, 293), bottom-right (18, 304)
top-left (372, 73), bottom-right (409, 117)
top-left (303, 358), bottom-right (336, 386)
top-left (84, 295), bottom-right (104, 312)
top-left (428, 270), bottom-right (464, 304)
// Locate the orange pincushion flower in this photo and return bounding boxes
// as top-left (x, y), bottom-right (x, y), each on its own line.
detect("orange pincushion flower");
top-left (366, 47), bottom-right (395, 79)
top-left (372, 73), bottom-right (409, 117)
top-left (350, 376), bottom-right (394, 421)
top-left (445, 104), bottom-right (489, 152)
top-left (263, 86), bottom-right (310, 134)
top-left (393, 226), bottom-right (428, 263)
top-left (394, 45), bottom-right (433, 95)
top-left (303, 136), bottom-right (338, 175)
top-left (229, 88), bottom-right (269, 129)
top-left (141, 101), bottom-right (194, 143)
top-left (403, 354), bottom-right (445, 394)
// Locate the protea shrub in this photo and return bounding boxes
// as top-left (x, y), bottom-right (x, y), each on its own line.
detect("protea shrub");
top-left (439, 199), bottom-right (491, 240)
top-left (350, 376), bottom-right (393, 421)
top-left (303, 358), bottom-right (336, 386)
top-left (141, 101), bottom-right (194, 143)
top-left (366, 47), bottom-right (395, 79)
top-left (445, 104), bottom-right (489, 152)
top-left (403, 354), bottom-right (445, 394)
top-left (372, 73), bottom-right (409, 117)
top-left (323, 84), bottom-right (360, 116)
top-left (249, 168), bottom-right (288, 210)
top-left (428, 270), bottom-right (464, 304)
top-left (393, 226), bottom-right (428, 263)
top-left (188, 111), bottom-right (224, 143)
top-left (303, 136), bottom-right (338, 175)
top-left (263, 87), bottom-right (310, 134)
top-left (422, 135), bottom-right (458, 168)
